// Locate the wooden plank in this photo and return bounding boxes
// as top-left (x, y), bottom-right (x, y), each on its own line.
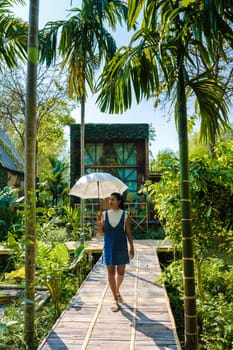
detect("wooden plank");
top-left (37, 241), bottom-right (181, 350)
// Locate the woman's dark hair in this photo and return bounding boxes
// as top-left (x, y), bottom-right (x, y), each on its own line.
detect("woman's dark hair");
top-left (111, 192), bottom-right (125, 210)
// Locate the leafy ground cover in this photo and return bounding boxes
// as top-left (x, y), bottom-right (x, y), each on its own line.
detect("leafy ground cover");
top-left (0, 218), bottom-right (91, 349)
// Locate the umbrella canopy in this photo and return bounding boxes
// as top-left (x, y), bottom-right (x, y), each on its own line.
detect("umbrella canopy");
top-left (69, 172), bottom-right (128, 199)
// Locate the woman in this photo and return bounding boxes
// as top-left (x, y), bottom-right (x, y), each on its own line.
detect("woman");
top-left (98, 192), bottom-right (134, 312)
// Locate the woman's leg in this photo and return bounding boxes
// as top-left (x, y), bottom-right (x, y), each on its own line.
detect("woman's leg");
top-left (106, 265), bottom-right (120, 311)
top-left (116, 264), bottom-right (126, 296)
top-left (106, 265), bottom-right (118, 301)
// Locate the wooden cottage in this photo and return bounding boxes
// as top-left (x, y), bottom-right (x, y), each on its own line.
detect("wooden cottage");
top-left (0, 129), bottom-right (24, 194)
top-left (70, 123), bottom-right (149, 193)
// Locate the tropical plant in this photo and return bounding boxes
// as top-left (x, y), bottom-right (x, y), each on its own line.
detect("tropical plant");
top-left (60, 205), bottom-right (81, 240)
top-left (0, 239), bottom-right (88, 349)
top-left (161, 257), bottom-right (233, 349)
top-left (3, 232), bottom-right (25, 276)
top-left (198, 259), bottom-right (233, 349)
top-left (0, 187), bottom-right (22, 241)
top-left (36, 241), bottom-right (71, 317)
top-left (0, 307), bottom-right (26, 349)
top-left (147, 142), bottom-right (233, 289)
top-left (38, 156), bottom-right (69, 206)
top-left (150, 150), bottom-right (179, 174)
top-left (0, 0), bottom-right (28, 72)
top-left (96, 1), bottom-right (233, 348)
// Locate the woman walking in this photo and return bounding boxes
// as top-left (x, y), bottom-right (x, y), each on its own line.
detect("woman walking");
top-left (98, 192), bottom-right (134, 312)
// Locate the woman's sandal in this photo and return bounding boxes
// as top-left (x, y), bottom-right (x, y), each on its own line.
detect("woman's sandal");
top-left (111, 302), bottom-right (120, 312)
top-left (117, 293), bottom-right (123, 303)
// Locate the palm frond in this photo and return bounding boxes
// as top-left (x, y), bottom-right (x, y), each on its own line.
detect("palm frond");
top-left (39, 1), bottom-right (127, 100)
top-left (188, 72), bottom-right (230, 143)
top-left (0, 9), bottom-right (28, 71)
top-left (39, 20), bottom-right (65, 66)
top-left (96, 40), bottom-right (161, 114)
top-left (128, 0), bottom-right (146, 27)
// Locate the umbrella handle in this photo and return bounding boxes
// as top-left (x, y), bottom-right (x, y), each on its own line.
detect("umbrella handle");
top-left (97, 181), bottom-right (100, 211)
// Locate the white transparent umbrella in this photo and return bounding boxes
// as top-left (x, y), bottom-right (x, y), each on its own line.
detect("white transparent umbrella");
top-left (69, 172), bottom-right (128, 199)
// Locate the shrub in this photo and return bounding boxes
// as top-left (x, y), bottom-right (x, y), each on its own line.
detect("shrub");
top-left (159, 257), bottom-right (233, 349)
top-left (0, 187), bottom-right (22, 241)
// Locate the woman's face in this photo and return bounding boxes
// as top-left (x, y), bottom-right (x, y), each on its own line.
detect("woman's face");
top-left (109, 195), bottom-right (120, 210)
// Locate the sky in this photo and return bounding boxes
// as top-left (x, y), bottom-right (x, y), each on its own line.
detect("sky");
top-left (13, 0), bottom-right (179, 158)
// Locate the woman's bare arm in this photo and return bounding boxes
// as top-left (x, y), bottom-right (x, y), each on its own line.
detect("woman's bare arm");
top-left (125, 216), bottom-right (134, 259)
top-left (97, 212), bottom-right (105, 235)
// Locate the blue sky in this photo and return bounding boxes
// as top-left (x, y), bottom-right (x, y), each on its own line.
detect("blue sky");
top-left (13, 0), bottom-right (179, 157)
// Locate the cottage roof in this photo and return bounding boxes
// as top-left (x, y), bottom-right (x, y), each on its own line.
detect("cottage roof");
top-left (71, 123), bottom-right (149, 141)
top-left (0, 129), bottom-right (24, 173)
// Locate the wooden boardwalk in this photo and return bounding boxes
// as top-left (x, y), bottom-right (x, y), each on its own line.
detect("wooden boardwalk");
top-left (38, 240), bottom-right (181, 350)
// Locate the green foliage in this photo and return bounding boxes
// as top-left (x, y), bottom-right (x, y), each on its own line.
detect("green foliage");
top-left (197, 259), bottom-right (233, 349)
top-left (188, 132), bottom-right (210, 159)
top-left (158, 260), bottom-right (185, 346)
top-left (200, 259), bottom-right (233, 303)
top-left (146, 162), bottom-right (182, 249)
top-left (146, 142), bottom-right (233, 259)
top-left (37, 157), bottom-right (70, 207)
top-left (152, 139), bottom-right (233, 348)
top-left (98, 0), bottom-right (232, 143)
top-left (60, 205), bottom-right (81, 239)
top-left (37, 219), bottom-right (68, 243)
top-left (0, 303), bottom-right (26, 348)
top-left (1, 232), bottom-right (25, 277)
top-left (132, 228), bottom-right (165, 240)
top-left (26, 204), bottom-right (81, 243)
top-left (199, 297), bottom-right (233, 349)
top-left (0, 187), bottom-right (22, 242)
top-left (0, 1), bottom-right (28, 72)
top-left (0, 238), bottom-right (87, 349)
top-left (145, 228), bottom-right (165, 239)
top-left (0, 289), bottom-right (80, 349)
top-left (0, 64), bottom-right (75, 179)
top-left (160, 257), bottom-right (233, 350)
top-left (0, 167), bottom-right (8, 190)
top-left (40, 1), bottom-right (128, 99)
top-left (4, 266), bottom-right (25, 283)
top-left (36, 241), bottom-right (73, 317)
top-left (158, 260), bottom-right (183, 293)
top-left (0, 187), bottom-right (17, 211)
top-left (150, 150), bottom-right (179, 173)
top-left (149, 148), bottom-right (233, 306)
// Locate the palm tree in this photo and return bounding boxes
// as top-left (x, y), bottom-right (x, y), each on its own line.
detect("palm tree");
top-left (97, 1), bottom-right (233, 349)
top-left (0, 1), bottom-right (33, 347)
top-left (24, 0), bottom-right (39, 348)
top-left (0, 0), bottom-right (28, 71)
top-left (39, 0), bottom-right (128, 176)
top-left (39, 0), bottom-right (128, 225)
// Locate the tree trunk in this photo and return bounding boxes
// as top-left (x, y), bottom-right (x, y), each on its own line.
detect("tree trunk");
top-left (80, 95), bottom-right (85, 231)
top-left (24, 1), bottom-right (39, 348)
top-left (80, 95), bottom-right (85, 178)
top-left (177, 60), bottom-right (198, 350)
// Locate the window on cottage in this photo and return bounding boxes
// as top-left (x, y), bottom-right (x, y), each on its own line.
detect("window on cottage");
top-left (117, 168), bottom-right (137, 191)
top-left (113, 143), bottom-right (136, 165)
top-left (85, 144), bottom-right (103, 165)
top-left (85, 143), bottom-right (138, 191)
top-left (85, 143), bottom-right (136, 166)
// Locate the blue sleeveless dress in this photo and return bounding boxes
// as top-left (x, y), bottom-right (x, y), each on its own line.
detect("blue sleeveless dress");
top-left (102, 210), bottom-right (130, 266)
